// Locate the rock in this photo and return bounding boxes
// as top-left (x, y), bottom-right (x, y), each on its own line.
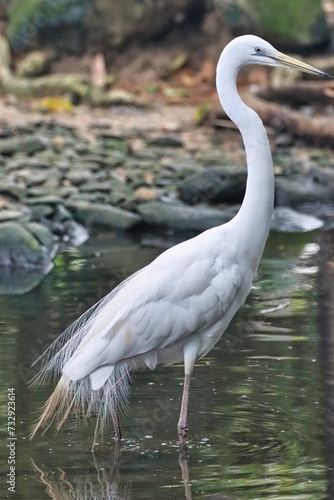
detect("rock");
top-left (96, 134), bottom-right (130, 154)
top-left (0, 221), bottom-right (56, 269)
top-left (81, 181), bottom-right (111, 193)
top-left (0, 136), bottom-right (48, 156)
top-left (65, 169), bottom-right (92, 186)
top-left (26, 222), bottom-right (57, 255)
top-left (139, 201), bottom-right (324, 234)
top-left (295, 203), bottom-right (334, 226)
top-left (166, 158), bottom-right (204, 178)
top-left (26, 171), bottom-right (49, 187)
top-left (138, 200), bottom-right (238, 233)
top-left (179, 166), bottom-right (247, 205)
top-left (0, 182), bottom-right (25, 201)
top-left (25, 197), bottom-right (64, 220)
top-left (275, 172), bottom-right (334, 208)
top-left (65, 200), bottom-right (141, 231)
top-left (6, 157), bottom-right (51, 171)
top-left (25, 195), bottom-right (62, 206)
top-left (58, 220), bottom-right (88, 246)
top-left (0, 209), bottom-right (26, 222)
top-left (86, 0), bottom-right (197, 48)
top-left (146, 136), bottom-right (183, 148)
top-left (108, 178), bottom-right (134, 206)
top-left (271, 207), bottom-right (324, 232)
top-left (53, 204), bottom-right (72, 223)
top-left (134, 187), bottom-right (159, 201)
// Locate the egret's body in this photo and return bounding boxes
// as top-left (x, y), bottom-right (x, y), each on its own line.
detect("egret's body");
top-left (31, 36), bottom-right (328, 448)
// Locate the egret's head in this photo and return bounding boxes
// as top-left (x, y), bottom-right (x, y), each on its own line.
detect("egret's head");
top-left (223, 34), bottom-right (331, 78)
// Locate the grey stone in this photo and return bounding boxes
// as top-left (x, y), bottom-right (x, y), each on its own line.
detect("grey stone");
top-left (53, 204), bottom-right (73, 223)
top-left (26, 171), bottom-right (49, 187)
top-left (275, 173), bottom-right (334, 208)
top-left (66, 169), bottom-right (92, 185)
top-left (25, 187), bottom-right (50, 199)
top-left (65, 200), bottom-right (141, 230)
top-left (25, 195), bottom-right (62, 206)
top-left (0, 183), bottom-right (25, 201)
top-left (179, 165), bottom-right (247, 205)
top-left (146, 136), bottom-right (183, 148)
top-left (138, 200), bottom-right (238, 233)
top-left (271, 207), bottom-right (323, 233)
top-left (0, 136), bottom-right (48, 156)
top-left (81, 181), bottom-right (111, 193)
top-left (0, 210), bottom-right (26, 222)
top-left (26, 222), bottom-right (57, 255)
top-left (5, 157), bottom-right (51, 171)
top-left (97, 135), bottom-right (129, 154)
top-left (86, 0), bottom-right (195, 48)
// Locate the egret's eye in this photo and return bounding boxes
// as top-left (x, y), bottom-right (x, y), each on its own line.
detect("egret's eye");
top-left (254, 47), bottom-right (262, 54)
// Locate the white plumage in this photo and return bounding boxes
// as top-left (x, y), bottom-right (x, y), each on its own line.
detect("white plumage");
top-left (31, 35), bottom-right (329, 448)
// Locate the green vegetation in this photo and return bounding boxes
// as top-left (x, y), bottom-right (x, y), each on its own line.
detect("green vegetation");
top-left (8, 0), bottom-right (78, 48)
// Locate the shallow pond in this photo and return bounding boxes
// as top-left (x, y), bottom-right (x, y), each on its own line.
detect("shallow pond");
top-left (0, 230), bottom-right (333, 499)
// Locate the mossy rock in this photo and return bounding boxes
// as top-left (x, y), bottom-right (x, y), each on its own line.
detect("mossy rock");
top-left (0, 221), bottom-right (55, 268)
top-left (222, 0), bottom-right (327, 48)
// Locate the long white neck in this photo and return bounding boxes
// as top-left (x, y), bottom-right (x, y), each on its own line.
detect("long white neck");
top-left (216, 50), bottom-right (274, 272)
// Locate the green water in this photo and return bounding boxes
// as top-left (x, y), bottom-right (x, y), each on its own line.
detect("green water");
top-left (0, 231), bottom-right (332, 499)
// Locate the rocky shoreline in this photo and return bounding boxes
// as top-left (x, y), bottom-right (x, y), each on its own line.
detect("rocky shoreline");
top-left (0, 100), bottom-right (333, 293)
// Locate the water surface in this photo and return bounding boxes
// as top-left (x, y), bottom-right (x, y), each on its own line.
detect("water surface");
top-left (0, 231), bottom-right (332, 499)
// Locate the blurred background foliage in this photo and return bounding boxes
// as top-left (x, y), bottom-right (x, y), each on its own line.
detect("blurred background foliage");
top-left (4, 0), bottom-right (331, 57)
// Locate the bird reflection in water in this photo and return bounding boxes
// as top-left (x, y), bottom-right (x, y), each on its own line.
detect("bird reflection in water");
top-left (32, 446), bottom-right (241, 500)
top-left (31, 444), bottom-right (128, 500)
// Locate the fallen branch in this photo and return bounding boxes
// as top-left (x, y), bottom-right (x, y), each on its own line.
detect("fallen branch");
top-left (0, 34), bottom-right (90, 99)
top-left (214, 91), bottom-right (334, 147)
top-left (0, 34), bottom-right (144, 107)
top-left (256, 81), bottom-right (334, 106)
top-left (245, 92), bottom-right (334, 147)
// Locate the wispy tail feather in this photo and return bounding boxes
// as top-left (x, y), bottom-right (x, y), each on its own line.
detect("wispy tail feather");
top-left (30, 364), bottom-right (132, 440)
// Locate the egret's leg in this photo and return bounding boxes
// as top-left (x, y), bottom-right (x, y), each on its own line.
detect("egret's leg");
top-left (178, 340), bottom-right (199, 453)
top-left (178, 371), bottom-right (192, 454)
top-left (178, 373), bottom-right (191, 440)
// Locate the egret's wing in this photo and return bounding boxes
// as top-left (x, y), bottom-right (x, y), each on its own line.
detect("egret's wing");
top-left (63, 242), bottom-right (242, 381)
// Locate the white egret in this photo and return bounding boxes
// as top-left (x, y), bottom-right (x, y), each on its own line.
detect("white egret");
top-left (31, 35), bottom-right (329, 450)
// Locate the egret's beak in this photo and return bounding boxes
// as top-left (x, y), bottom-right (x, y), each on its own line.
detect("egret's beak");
top-left (272, 51), bottom-right (332, 79)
